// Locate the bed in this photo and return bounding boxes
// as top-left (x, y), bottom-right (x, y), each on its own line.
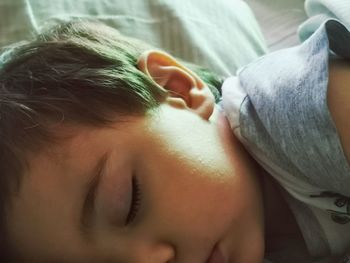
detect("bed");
top-left (0, 0), bottom-right (313, 77)
top-left (1, 0), bottom-right (349, 70)
top-left (245, 0), bottom-right (307, 51)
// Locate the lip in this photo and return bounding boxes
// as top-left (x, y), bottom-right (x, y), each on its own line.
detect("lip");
top-left (205, 243), bottom-right (226, 263)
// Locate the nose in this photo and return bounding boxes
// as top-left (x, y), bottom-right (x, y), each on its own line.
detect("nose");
top-left (135, 242), bottom-right (176, 263)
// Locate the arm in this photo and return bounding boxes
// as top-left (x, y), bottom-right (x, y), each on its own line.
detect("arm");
top-left (327, 57), bottom-right (350, 163)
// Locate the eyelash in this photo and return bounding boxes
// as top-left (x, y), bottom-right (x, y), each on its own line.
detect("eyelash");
top-left (125, 176), bottom-right (141, 225)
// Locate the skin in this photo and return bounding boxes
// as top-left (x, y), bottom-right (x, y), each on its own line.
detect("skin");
top-left (5, 51), bottom-right (265, 263)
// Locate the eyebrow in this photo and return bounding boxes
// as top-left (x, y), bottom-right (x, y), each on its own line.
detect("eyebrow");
top-left (79, 152), bottom-right (109, 242)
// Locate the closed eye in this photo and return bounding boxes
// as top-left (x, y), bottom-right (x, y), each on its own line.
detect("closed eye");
top-left (125, 176), bottom-right (141, 225)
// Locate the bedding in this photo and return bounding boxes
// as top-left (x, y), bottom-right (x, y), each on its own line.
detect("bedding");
top-left (0, 0), bottom-right (267, 77)
top-left (299, 0), bottom-right (350, 41)
top-left (245, 0), bottom-right (307, 50)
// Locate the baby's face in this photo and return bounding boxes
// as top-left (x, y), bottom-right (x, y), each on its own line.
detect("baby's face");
top-left (6, 103), bottom-right (264, 263)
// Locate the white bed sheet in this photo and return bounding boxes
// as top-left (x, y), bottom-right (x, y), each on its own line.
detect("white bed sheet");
top-left (0, 0), bottom-right (268, 77)
top-left (245, 0), bottom-right (307, 51)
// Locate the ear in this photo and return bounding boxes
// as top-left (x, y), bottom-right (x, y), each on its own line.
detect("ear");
top-left (137, 50), bottom-right (215, 120)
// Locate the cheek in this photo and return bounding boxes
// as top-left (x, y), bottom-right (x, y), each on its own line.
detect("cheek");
top-left (140, 141), bottom-right (251, 231)
top-left (134, 111), bottom-right (263, 236)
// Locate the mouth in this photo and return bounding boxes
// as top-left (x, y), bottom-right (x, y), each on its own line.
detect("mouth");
top-left (205, 243), bottom-right (226, 263)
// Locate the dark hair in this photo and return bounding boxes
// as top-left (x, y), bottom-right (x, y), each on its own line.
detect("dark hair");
top-left (0, 19), bottom-right (223, 261)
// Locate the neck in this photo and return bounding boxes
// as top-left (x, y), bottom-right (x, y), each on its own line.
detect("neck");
top-left (214, 106), bottom-right (305, 252)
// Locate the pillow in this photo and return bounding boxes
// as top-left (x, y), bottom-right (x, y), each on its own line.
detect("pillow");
top-left (298, 0), bottom-right (350, 42)
top-left (245, 0), bottom-right (307, 51)
top-left (0, 0), bottom-right (267, 77)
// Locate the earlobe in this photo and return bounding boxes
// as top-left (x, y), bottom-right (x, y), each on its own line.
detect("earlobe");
top-left (137, 50), bottom-right (215, 120)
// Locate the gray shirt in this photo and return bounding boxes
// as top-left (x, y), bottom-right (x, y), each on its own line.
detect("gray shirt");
top-left (221, 19), bottom-right (350, 262)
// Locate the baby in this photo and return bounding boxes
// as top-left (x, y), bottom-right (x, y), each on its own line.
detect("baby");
top-left (0, 18), bottom-right (349, 263)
